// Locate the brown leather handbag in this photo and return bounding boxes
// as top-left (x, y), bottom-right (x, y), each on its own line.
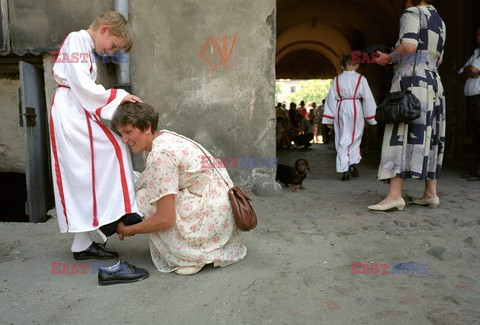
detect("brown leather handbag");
top-left (170, 132), bottom-right (257, 231)
top-left (227, 186), bottom-right (258, 231)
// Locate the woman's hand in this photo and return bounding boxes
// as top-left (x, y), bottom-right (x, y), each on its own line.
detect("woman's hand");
top-left (116, 221), bottom-right (133, 240)
top-left (121, 94), bottom-right (143, 104)
top-left (114, 195), bottom-right (176, 237)
top-left (373, 51), bottom-right (390, 67)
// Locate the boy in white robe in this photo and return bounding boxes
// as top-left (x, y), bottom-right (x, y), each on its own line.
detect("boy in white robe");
top-left (322, 54), bottom-right (377, 181)
top-left (50, 12), bottom-right (143, 259)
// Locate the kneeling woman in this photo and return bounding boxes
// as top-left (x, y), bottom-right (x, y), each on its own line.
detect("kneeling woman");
top-left (113, 102), bottom-right (247, 275)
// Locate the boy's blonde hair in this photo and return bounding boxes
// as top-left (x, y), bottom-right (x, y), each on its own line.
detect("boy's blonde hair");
top-left (341, 54), bottom-right (357, 68)
top-left (89, 11), bottom-right (133, 52)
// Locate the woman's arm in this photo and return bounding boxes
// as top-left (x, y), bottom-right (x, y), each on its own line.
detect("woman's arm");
top-left (117, 194), bottom-right (176, 238)
top-left (438, 53), bottom-right (444, 67)
top-left (373, 43), bottom-right (417, 66)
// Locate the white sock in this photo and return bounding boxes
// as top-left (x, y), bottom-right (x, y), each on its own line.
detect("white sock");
top-left (71, 232), bottom-right (93, 252)
top-left (95, 229), bottom-right (108, 245)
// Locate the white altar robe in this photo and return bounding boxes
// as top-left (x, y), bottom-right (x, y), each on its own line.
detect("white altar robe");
top-left (49, 30), bottom-right (138, 233)
top-left (322, 71), bottom-right (377, 173)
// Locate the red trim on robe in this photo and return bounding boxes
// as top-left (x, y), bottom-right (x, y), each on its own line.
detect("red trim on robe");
top-left (95, 88), bottom-right (118, 116)
top-left (49, 90), bottom-right (69, 229)
top-left (348, 75), bottom-right (363, 159)
top-left (88, 52), bottom-right (93, 74)
top-left (84, 111), bottom-right (99, 227)
top-left (336, 77), bottom-right (342, 132)
top-left (91, 115), bottom-right (132, 214)
top-left (365, 115), bottom-right (376, 120)
top-left (323, 115), bottom-right (334, 119)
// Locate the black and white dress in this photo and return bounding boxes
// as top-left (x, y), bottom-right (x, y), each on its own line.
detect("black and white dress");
top-left (378, 5), bottom-right (446, 180)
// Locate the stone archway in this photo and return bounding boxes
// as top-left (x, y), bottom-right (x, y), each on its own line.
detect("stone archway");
top-left (276, 0), bottom-right (403, 79)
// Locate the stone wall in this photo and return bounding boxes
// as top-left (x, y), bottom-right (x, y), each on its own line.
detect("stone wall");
top-left (129, 0), bottom-right (278, 193)
top-left (0, 76), bottom-right (23, 172)
top-left (6, 0), bottom-right (112, 55)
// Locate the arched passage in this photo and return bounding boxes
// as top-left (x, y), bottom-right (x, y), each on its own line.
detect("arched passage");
top-left (275, 0), bottom-right (409, 151)
top-left (276, 0), bottom-right (403, 79)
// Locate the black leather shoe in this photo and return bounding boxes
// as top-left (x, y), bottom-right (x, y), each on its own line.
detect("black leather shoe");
top-left (99, 213), bottom-right (143, 237)
top-left (73, 242), bottom-right (119, 260)
top-left (342, 172), bottom-right (350, 181)
top-left (349, 165), bottom-right (359, 177)
top-left (98, 260), bottom-right (149, 285)
top-left (121, 213), bottom-right (143, 225)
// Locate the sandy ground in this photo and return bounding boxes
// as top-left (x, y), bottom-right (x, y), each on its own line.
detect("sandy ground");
top-left (1, 143), bottom-right (479, 324)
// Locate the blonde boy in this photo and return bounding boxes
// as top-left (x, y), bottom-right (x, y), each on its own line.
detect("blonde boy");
top-left (50, 12), bottom-right (142, 260)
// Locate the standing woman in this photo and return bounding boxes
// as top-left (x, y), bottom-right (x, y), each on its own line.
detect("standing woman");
top-left (369, 0), bottom-right (446, 211)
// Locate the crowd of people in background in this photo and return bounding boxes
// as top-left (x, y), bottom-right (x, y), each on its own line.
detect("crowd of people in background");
top-left (275, 100), bottom-right (330, 150)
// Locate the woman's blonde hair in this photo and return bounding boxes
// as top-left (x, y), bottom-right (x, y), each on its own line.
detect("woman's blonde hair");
top-left (89, 11), bottom-right (133, 52)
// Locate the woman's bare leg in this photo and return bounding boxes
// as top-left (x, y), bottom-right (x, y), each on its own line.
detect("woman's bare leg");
top-left (377, 176), bottom-right (404, 205)
top-left (422, 179), bottom-right (437, 199)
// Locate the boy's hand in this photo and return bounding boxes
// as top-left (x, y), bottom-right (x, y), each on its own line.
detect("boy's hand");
top-left (121, 94), bottom-right (143, 104)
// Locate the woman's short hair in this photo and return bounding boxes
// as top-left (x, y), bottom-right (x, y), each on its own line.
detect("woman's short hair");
top-left (112, 102), bottom-right (159, 132)
top-left (89, 11), bottom-right (133, 52)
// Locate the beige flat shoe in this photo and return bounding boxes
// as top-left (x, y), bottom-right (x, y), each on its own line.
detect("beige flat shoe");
top-left (368, 197), bottom-right (405, 211)
top-left (411, 196), bottom-right (439, 208)
top-left (174, 265), bottom-right (204, 276)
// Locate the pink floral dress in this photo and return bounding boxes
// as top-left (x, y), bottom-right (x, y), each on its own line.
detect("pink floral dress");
top-left (135, 130), bottom-right (247, 273)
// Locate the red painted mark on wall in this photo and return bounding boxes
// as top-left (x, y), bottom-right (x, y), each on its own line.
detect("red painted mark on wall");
top-left (198, 33), bottom-right (238, 73)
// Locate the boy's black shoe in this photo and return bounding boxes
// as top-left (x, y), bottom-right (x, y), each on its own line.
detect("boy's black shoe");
top-left (99, 213), bottom-right (143, 237)
top-left (121, 213), bottom-right (143, 225)
top-left (73, 242), bottom-right (119, 260)
top-left (349, 165), bottom-right (359, 177)
top-left (98, 260), bottom-right (149, 285)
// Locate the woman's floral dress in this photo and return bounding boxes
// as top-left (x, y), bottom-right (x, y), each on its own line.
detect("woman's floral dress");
top-left (135, 130), bottom-right (247, 273)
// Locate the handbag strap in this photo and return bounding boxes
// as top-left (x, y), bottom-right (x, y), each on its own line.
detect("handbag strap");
top-left (161, 130), bottom-right (232, 188)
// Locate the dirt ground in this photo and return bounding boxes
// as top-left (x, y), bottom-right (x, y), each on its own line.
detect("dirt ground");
top-left (1, 143), bottom-right (479, 324)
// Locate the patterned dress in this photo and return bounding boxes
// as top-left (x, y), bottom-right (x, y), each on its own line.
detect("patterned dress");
top-left (135, 130), bottom-right (247, 273)
top-left (378, 5), bottom-right (446, 180)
